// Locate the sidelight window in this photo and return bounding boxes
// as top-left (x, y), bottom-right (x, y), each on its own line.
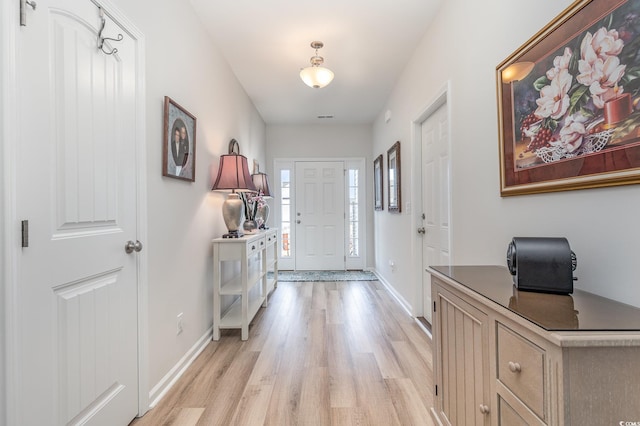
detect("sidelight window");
top-left (279, 169), bottom-right (291, 258)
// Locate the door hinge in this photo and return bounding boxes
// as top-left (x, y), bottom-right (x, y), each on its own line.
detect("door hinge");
top-left (435, 384), bottom-right (438, 396)
top-left (21, 220), bottom-right (29, 247)
top-left (433, 301), bottom-right (436, 312)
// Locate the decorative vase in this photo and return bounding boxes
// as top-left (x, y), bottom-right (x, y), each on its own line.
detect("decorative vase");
top-left (604, 93), bottom-right (632, 126)
top-left (221, 192), bottom-right (244, 238)
top-left (243, 219), bottom-right (258, 234)
top-left (255, 204), bottom-right (270, 229)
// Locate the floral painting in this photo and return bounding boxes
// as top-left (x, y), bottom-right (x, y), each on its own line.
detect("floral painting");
top-left (498, 0), bottom-right (640, 195)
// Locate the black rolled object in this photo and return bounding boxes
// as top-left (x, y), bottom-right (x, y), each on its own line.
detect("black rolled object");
top-left (506, 237), bottom-right (576, 294)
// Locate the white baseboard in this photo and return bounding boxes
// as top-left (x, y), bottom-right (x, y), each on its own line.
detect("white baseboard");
top-left (414, 318), bottom-right (433, 339)
top-left (148, 327), bottom-right (212, 408)
top-left (373, 271), bottom-right (432, 339)
top-left (371, 269), bottom-right (414, 317)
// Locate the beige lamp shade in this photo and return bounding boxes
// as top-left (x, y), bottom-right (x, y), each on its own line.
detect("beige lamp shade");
top-left (211, 154), bottom-right (256, 191)
top-left (251, 172), bottom-right (271, 197)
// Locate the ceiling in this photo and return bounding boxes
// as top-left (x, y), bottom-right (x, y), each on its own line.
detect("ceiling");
top-left (190, 0), bottom-right (443, 125)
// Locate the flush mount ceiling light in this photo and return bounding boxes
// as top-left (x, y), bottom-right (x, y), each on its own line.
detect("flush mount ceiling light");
top-left (300, 41), bottom-right (334, 89)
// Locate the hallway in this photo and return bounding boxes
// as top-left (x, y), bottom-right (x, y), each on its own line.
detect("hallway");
top-left (132, 280), bottom-right (434, 425)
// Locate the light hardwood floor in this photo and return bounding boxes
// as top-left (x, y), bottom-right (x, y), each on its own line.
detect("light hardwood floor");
top-left (131, 280), bottom-right (435, 426)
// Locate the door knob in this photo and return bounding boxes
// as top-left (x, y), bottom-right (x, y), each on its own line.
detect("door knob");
top-left (125, 240), bottom-right (143, 254)
top-left (417, 227), bottom-right (426, 235)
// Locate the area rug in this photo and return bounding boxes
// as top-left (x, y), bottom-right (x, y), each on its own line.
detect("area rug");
top-left (273, 270), bottom-right (378, 282)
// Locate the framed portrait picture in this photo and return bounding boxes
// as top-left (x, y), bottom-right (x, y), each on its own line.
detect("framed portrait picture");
top-left (387, 141), bottom-right (401, 213)
top-left (374, 155), bottom-right (384, 211)
top-left (497, 0), bottom-right (640, 195)
top-left (163, 96), bottom-right (197, 182)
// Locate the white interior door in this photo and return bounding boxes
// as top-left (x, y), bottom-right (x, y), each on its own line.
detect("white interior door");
top-left (294, 161), bottom-right (345, 270)
top-left (421, 103), bottom-right (451, 323)
top-left (15, 1), bottom-right (140, 424)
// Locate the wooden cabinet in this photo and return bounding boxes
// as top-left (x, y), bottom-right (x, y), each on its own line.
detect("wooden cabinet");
top-left (429, 265), bottom-right (640, 426)
top-left (212, 229), bottom-right (278, 340)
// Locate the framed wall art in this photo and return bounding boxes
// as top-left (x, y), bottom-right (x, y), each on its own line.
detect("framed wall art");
top-left (387, 141), bottom-right (401, 212)
top-left (497, 0), bottom-right (640, 195)
top-left (374, 154), bottom-right (384, 211)
top-left (163, 96), bottom-right (197, 182)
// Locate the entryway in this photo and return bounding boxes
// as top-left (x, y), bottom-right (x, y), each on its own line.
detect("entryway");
top-left (294, 161), bottom-right (345, 270)
top-left (274, 159), bottom-right (366, 272)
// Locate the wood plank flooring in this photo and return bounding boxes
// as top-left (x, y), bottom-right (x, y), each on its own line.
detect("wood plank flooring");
top-left (131, 280), bottom-right (435, 426)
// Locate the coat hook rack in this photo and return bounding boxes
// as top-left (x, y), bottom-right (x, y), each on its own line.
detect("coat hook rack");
top-left (97, 7), bottom-right (123, 55)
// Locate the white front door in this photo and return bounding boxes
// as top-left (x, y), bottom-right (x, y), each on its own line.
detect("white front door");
top-left (294, 161), bottom-right (345, 270)
top-left (421, 103), bottom-right (451, 323)
top-left (15, 1), bottom-right (140, 424)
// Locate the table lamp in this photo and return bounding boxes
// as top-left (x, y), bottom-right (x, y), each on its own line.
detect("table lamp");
top-left (251, 171), bottom-right (272, 229)
top-left (212, 153), bottom-right (256, 238)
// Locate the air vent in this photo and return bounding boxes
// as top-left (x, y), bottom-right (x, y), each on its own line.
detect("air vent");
top-left (317, 115), bottom-right (334, 119)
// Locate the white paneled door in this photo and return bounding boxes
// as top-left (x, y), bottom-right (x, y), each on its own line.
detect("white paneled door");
top-left (294, 161), bottom-right (345, 270)
top-left (15, 1), bottom-right (140, 425)
top-left (421, 102), bottom-right (451, 323)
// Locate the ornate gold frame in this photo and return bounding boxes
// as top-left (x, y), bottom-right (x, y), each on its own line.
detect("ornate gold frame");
top-left (497, 0), bottom-right (640, 195)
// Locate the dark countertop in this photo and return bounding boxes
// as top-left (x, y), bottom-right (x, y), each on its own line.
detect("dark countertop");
top-left (428, 265), bottom-right (640, 331)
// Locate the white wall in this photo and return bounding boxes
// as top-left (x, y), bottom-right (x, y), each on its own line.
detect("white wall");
top-left (373, 0), bottom-right (640, 311)
top-left (267, 124), bottom-right (372, 159)
top-left (110, 0), bottom-right (266, 400)
top-left (266, 124), bottom-right (374, 268)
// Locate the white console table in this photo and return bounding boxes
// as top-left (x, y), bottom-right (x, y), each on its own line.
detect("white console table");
top-left (212, 229), bottom-right (278, 340)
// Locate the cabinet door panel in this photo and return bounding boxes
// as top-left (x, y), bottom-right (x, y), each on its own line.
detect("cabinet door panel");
top-left (436, 287), bottom-right (490, 425)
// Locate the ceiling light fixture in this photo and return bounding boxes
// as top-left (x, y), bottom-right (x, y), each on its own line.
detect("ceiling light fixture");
top-left (300, 41), bottom-right (334, 89)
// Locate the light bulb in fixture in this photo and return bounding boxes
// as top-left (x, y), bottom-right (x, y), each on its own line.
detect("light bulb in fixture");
top-left (300, 41), bottom-right (334, 89)
top-left (502, 61), bottom-right (535, 83)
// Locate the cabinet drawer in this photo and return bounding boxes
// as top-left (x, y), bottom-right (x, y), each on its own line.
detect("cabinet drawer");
top-left (498, 395), bottom-right (529, 426)
top-left (496, 323), bottom-right (545, 420)
top-left (247, 237), bottom-right (265, 256)
top-left (265, 232), bottom-right (277, 247)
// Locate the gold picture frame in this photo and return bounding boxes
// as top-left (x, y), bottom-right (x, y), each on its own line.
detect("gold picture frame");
top-left (497, 0), bottom-right (640, 195)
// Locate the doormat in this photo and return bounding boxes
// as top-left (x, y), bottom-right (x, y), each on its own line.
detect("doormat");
top-left (273, 270), bottom-right (378, 282)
